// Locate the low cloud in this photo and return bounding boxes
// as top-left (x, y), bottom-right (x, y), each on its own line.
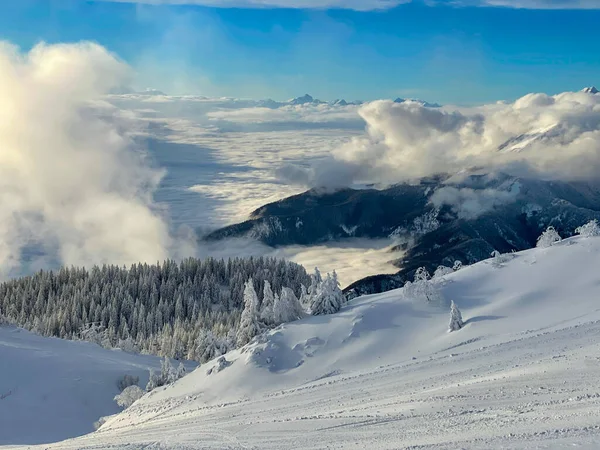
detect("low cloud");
top-left (0, 41), bottom-right (193, 276)
top-left (429, 186), bottom-right (519, 219)
top-left (279, 91), bottom-right (600, 188)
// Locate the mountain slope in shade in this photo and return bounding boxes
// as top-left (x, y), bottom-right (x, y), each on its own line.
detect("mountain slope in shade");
top-left (34, 236), bottom-right (600, 449)
top-left (0, 327), bottom-right (194, 445)
top-left (205, 174), bottom-right (600, 295)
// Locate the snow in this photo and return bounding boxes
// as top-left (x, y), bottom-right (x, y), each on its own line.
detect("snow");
top-left (581, 86), bottom-right (598, 94)
top-left (0, 327), bottom-right (194, 445)
top-left (9, 236), bottom-right (600, 448)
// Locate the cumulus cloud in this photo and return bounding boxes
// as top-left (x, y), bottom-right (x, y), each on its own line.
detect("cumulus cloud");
top-left (279, 91), bottom-right (600, 188)
top-left (0, 41), bottom-right (192, 276)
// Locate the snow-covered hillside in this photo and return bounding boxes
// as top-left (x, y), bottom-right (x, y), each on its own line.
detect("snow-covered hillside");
top-left (0, 327), bottom-right (192, 445)
top-left (12, 236), bottom-right (600, 449)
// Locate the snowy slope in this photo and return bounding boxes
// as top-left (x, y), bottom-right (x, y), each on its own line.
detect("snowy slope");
top-left (13, 236), bottom-right (600, 449)
top-left (0, 327), bottom-right (191, 445)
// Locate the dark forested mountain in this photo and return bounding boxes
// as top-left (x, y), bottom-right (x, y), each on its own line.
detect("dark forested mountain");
top-left (0, 257), bottom-right (310, 362)
top-left (205, 173), bottom-right (600, 297)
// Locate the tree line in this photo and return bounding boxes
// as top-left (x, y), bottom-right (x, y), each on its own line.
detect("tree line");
top-left (0, 256), bottom-right (346, 363)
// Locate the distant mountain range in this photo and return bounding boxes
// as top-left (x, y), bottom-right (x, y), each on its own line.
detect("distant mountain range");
top-left (204, 173), bottom-right (600, 297)
top-left (121, 89), bottom-right (442, 108)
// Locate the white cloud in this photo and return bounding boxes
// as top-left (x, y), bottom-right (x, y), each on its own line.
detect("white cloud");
top-left (429, 185), bottom-right (520, 219)
top-left (281, 91), bottom-right (600, 188)
top-left (0, 41), bottom-right (193, 276)
top-left (101, 0), bottom-right (408, 11)
top-left (200, 238), bottom-right (402, 287)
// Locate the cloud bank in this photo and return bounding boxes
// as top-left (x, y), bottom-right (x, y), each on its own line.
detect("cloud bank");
top-left (101, 0), bottom-right (600, 9)
top-left (278, 91), bottom-right (600, 188)
top-left (0, 41), bottom-right (189, 276)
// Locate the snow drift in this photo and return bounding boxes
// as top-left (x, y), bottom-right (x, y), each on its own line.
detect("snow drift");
top-left (38, 234), bottom-right (600, 449)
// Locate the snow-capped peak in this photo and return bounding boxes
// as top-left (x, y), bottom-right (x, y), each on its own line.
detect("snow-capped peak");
top-left (581, 86), bottom-right (599, 94)
top-left (289, 94), bottom-right (318, 105)
top-left (394, 97), bottom-right (441, 108)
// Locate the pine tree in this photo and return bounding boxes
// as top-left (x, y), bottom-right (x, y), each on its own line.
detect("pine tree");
top-left (448, 300), bottom-right (464, 332)
top-left (236, 279), bottom-right (262, 346)
top-left (307, 267), bottom-right (322, 299)
top-left (299, 284), bottom-right (310, 309)
top-left (259, 280), bottom-right (275, 325)
top-left (310, 273), bottom-right (344, 316)
top-left (273, 287), bottom-right (304, 325)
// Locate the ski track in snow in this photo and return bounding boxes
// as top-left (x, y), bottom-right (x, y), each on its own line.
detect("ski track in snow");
top-left (7, 237), bottom-right (600, 449)
top-left (31, 322), bottom-right (600, 449)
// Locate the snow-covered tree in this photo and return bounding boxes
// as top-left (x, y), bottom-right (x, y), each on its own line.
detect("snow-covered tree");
top-left (117, 374), bottom-right (139, 392)
top-left (260, 280), bottom-right (275, 325)
top-left (236, 279), bottom-right (262, 346)
top-left (310, 273), bottom-right (344, 316)
top-left (146, 356), bottom-right (185, 391)
top-left (273, 287), bottom-right (305, 324)
top-left (414, 267), bottom-right (430, 282)
top-left (448, 300), bottom-right (464, 332)
top-left (575, 219), bottom-right (600, 237)
top-left (299, 284), bottom-right (311, 309)
top-left (114, 385), bottom-right (144, 409)
top-left (194, 329), bottom-right (225, 363)
top-left (308, 267), bottom-right (322, 298)
top-left (536, 226), bottom-right (562, 248)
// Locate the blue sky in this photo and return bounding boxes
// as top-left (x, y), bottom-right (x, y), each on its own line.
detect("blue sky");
top-left (1, 0), bottom-right (599, 104)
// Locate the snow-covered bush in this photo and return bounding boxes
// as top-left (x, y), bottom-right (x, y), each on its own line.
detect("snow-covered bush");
top-left (116, 337), bottom-right (138, 353)
top-left (575, 219), bottom-right (600, 237)
top-left (206, 356), bottom-right (232, 375)
top-left (117, 374), bottom-right (139, 392)
top-left (310, 271), bottom-right (344, 316)
top-left (146, 357), bottom-right (186, 391)
top-left (93, 415), bottom-right (115, 431)
top-left (490, 250), bottom-right (515, 267)
top-left (452, 260), bottom-right (463, 271)
top-left (448, 300), bottom-right (464, 332)
top-left (404, 267), bottom-right (444, 305)
top-left (236, 279), bottom-right (263, 347)
top-left (433, 265), bottom-right (453, 278)
top-left (114, 385), bottom-right (144, 409)
top-left (536, 226), bottom-right (562, 248)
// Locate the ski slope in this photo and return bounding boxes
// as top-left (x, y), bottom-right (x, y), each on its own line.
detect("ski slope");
top-left (0, 327), bottom-right (193, 446)
top-left (9, 236), bottom-right (600, 449)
